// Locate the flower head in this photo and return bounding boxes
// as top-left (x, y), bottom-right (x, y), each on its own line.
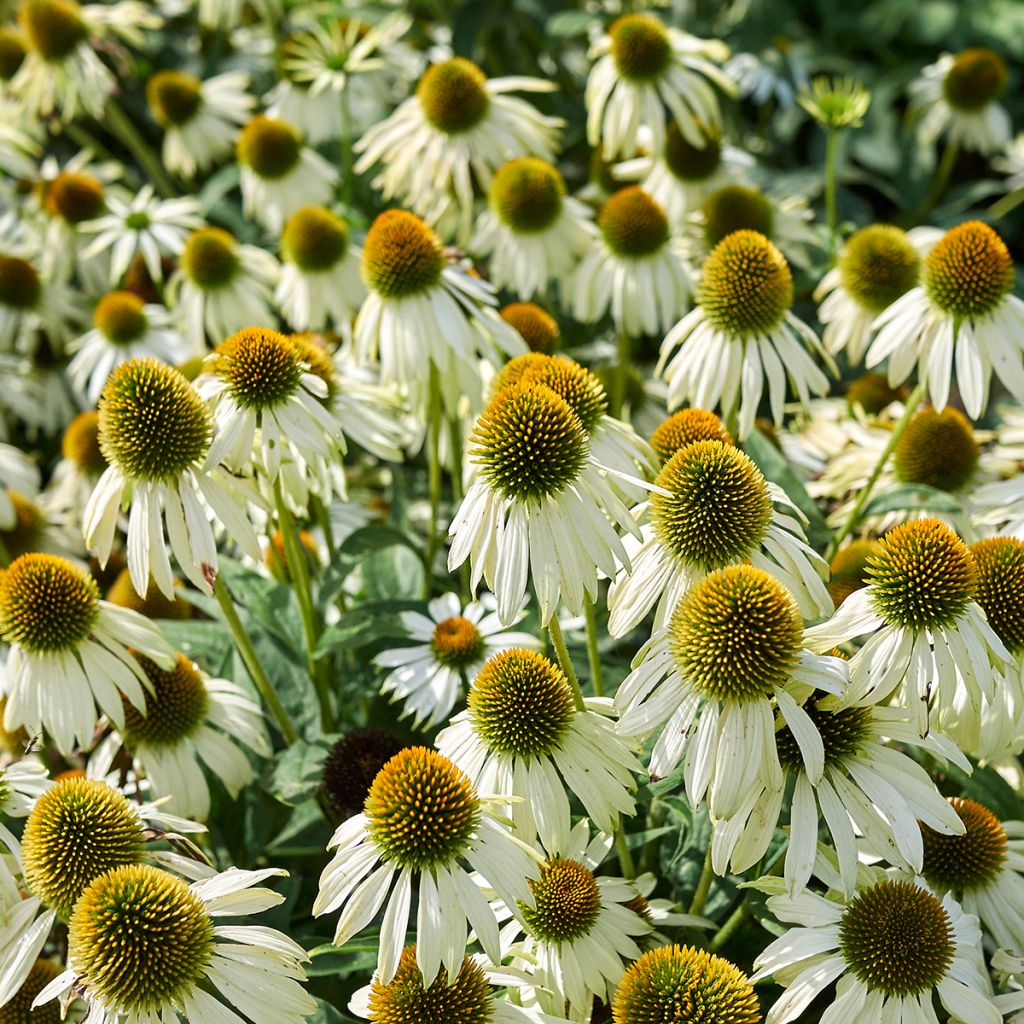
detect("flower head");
top-left (361, 210), bottom-right (444, 300)
top-left (924, 219), bottom-right (1013, 321)
top-left (893, 406), bottom-right (978, 492)
top-left (798, 75), bottom-right (871, 128)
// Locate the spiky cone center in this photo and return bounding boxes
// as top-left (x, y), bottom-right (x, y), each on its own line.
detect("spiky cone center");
top-left (599, 186), bottom-right (670, 257)
top-left (99, 357), bottom-right (211, 483)
top-left (44, 172), bottom-right (104, 225)
top-left (893, 406), bottom-right (978, 492)
top-left (664, 122), bottom-right (722, 183)
top-left (62, 410), bottom-right (107, 475)
top-left (922, 797), bottom-right (1008, 892)
top-left (428, 615), bottom-right (484, 670)
top-left (281, 206), bottom-right (349, 273)
top-left (0, 553), bottom-right (99, 655)
top-left (469, 648), bottom-right (575, 759)
top-left (866, 518), bottom-right (975, 630)
top-left (828, 538), bottom-right (880, 609)
top-left (121, 654), bottom-right (209, 748)
top-left (838, 880), bottom-right (954, 997)
top-left (669, 564), bottom-right (802, 704)
top-left (22, 778), bottom-right (145, 921)
top-left (416, 57), bottom-right (490, 134)
top-left (0, 492), bottom-right (45, 561)
top-left (180, 228), bottom-right (239, 290)
top-left (0, 959), bottom-right (63, 1024)
top-left (699, 230), bottom-right (793, 336)
top-left (368, 946), bottom-right (493, 1024)
top-left (612, 944), bottom-right (761, 1024)
top-left (94, 291), bottom-right (148, 345)
top-left (924, 220), bottom-right (1013, 320)
top-left (0, 255), bottom-right (41, 310)
top-left (146, 70), bottom-right (202, 127)
top-left (364, 747), bottom-right (480, 871)
top-left (609, 13), bottom-right (671, 82)
top-left (0, 28), bottom-right (27, 81)
top-left (521, 858), bottom-right (602, 944)
top-left (106, 567), bottom-right (190, 621)
top-left (944, 48), bottom-right (1008, 111)
top-left (322, 728), bottom-right (405, 815)
top-left (650, 409), bottom-right (732, 463)
top-left (18, 0), bottom-right (86, 61)
top-left (651, 440), bottom-right (772, 569)
top-left (236, 115), bottom-right (302, 179)
top-left (489, 158), bottom-right (565, 234)
top-left (472, 381), bottom-right (588, 503)
top-left (703, 186), bottom-right (774, 249)
top-left (839, 224), bottom-right (921, 314)
top-left (210, 327), bottom-right (303, 411)
top-left (495, 353), bottom-right (608, 432)
top-left (69, 864), bottom-right (214, 1013)
top-left (775, 701), bottom-right (872, 772)
top-left (499, 303), bottom-right (559, 354)
top-left (971, 537), bottom-right (1024, 654)
top-left (846, 373), bottom-right (905, 415)
top-left (361, 210), bottom-right (445, 299)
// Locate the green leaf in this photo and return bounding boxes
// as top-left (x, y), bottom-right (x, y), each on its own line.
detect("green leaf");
top-left (314, 601), bottom-right (424, 657)
top-left (269, 740), bottom-right (329, 805)
top-left (860, 484), bottom-right (961, 518)
top-left (546, 10), bottom-right (592, 35)
top-left (319, 526), bottom-right (422, 610)
top-left (361, 544), bottom-right (425, 602)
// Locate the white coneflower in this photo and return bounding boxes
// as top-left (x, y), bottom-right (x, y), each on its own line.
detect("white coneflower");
top-left (355, 57), bottom-right (561, 242)
top-left (659, 230), bottom-right (832, 439)
top-left (85, 357), bottom-right (262, 599)
top-left (0, 553), bottom-right (174, 754)
top-left (471, 158), bottom-right (595, 300)
top-left (146, 69), bottom-right (255, 179)
top-left (374, 593), bottom-right (536, 729)
top-left (236, 115), bottom-right (337, 235)
top-left (616, 565), bottom-right (848, 820)
top-left (571, 185), bottom-right (691, 338)
top-left (806, 518), bottom-right (1012, 737)
top-left (167, 226), bottom-right (279, 352)
top-left (449, 380), bottom-right (641, 626)
top-left (815, 224), bottom-right (940, 364)
top-left (910, 48), bottom-right (1011, 155)
top-left (752, 878), bottom-right (1000, 1024)
top-left (0, 252), bottom-right (79, 354)
top-left (276, 206), bottom-right (364, 333)
top-left (867, 220), bottom-right (1024, 418)
top-left (78, 186), bottom-right (203, 286)
top-left (608, 439), bottom-right (830, 636)
top-left (354, 209), bottom-right (524, 419)
top-left (36, 864), bottom-right (316, 1024)
top-left (314, 746), bottom-right (540, 985)
top-left (586, 12), bottom-right (735, 160)
top-left (438, 649), bottom-right (641, 850)
top-left (68, 291), bottom-right (186, 403)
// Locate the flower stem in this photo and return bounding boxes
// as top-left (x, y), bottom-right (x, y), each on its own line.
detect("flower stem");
top-left (582, 597), bottom-right (605, 697)
top-left (214, 575), bottom-right (299, 744)
top-left (612, 329), bottom-right (631, 419)
top-left (547, 614), bottom-right (586, 712)
top-left (340, 88), bottom-right (354, 213)
top-left (709, 901), bottom-right (748, 953)
top-left (689, 847), bottom-right (714, 916)
top-left (105, 99), bottom-right (176, 199)
top-left (614, 823), bottom-right (636, 879)
top-left (923, 139), bottom-right (960, 215)
top-left (824, 126), bottom-right (839, 261)
top-left (424, 365), bottom-right (443, 599)
top-left (990, 185), bottom-right (1024, 220)
top-left (826, 380), bottom-right (927, 560)
top-left (448, 414), bottom-right (464, 503)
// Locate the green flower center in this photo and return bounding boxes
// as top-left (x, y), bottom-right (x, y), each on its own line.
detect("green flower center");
top-left (522, 859), bottom-right (602, 944)
top-left (0, 255), bottom-right (41, 310)
top-left (609, 13), bottom-right (671, 82)
top-left (0, 553), bottom-right (99, 655)
top-left (18, 0), bottom-right (86, 61)
top-left (490, 158), bottom-right (565, 234)
top-left (893, 406), bottom-right (978, 492)
top-left (613, 945), bottom-right (761, 1024)
top-left (322, 728), bottom-right (405, 816)
top-left (651, 440), bottom-right (772, 569)
top-left (364, 748), bottom-right (480, 871)
top-left (970, 537), bottom-right (1024, 655)
top-left (236, 116), bottom-right (302, 179)
top-left (699, 230), bottom-right (793, 336)
top-left (0, 28), bottom-right (27, 81)
top-left (361, 210), bottom-right (444, 300)
top-left (210, 327), bottom-right (302, 410)
top-left (650, 409), bottom-right (731, 464)
top-left (94, 291), bottom-right (148, 345)
top-left (69, 864), bottom-right (215, 1013)
top-left (468, 648), bottom-right (575, 759)
top-left (430, 615), bottom-right (485, 670)
top-left (669, 565), bottom-right (802, 703)
top-left (368, 947), bottom-right (493, 1024)
top-left (45, 172), bottom-right (104, 225)
top-left (664, 123), bottom-right (722, 182)
top-left (924, 220), bottom-right (1013, 320)
top-left (599, 187), bottom-right (669, 257)
top-left (416, 58), bottom-right (491, 134)
top-left (775, 701), bottom-right (872, 772)
top-left (22, 778), bottom-right (145, 921)
top-left (471, 382), bottom-right (588, 504)
top-left (828, 539), bottom-right (880, 609)
top-left (146, 70), bottom-right (203, 127)
top-left (281, 205), bottom-right (349, 273)
top-left (122, 654), bottom-right (209, 748)
top-left (703, 186), bottom-right (774, 249)
top-left (838, 881), bottom-right (954, 997)
top-left (921, 797), bottom-right (1008, 892)
top-left (943, 48), bottom-right (1008, 112)
top-left (866, 518), bottom-right (975, 629)
top-left (500, 303), bottom-right (559, 354)
top-left (839, 224), bottom-right (921, 314)
top-left (181, 228), bottom-right (239, 290)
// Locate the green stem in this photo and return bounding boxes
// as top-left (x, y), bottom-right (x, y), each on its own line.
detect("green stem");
top-left (826, 381), bottom-right (927, 560)
top-left (824, 126), bottom-right (839, 262)
top-left (990, 185), bottom-right (1024, 220)
top-left (709, 902), bottom-right (748, 953)
top-left (582, 597), bottom-right (605, 697)
top-left (105, 100), bottom-right (176, 199)
top-left (612, 330), bottom-right (631, 419)
top-left (214, 576), bottom-right (298, 744)
top-left (923, 139), bottom-right (959, 215)
top-left (614, 823), bottom-right (636, 879)
top-left (312, 495), bottom-right (335, 559)
top-left (448, 414), bottom-right (464, 503)
top-left (424, 366), bottom-right (443, 599)
top-left (689, 847), bottom-right (714, 916)
top-left (547, 614), bottom-right (586, 712)
top-left (340, 88), bottom-right (353, 212)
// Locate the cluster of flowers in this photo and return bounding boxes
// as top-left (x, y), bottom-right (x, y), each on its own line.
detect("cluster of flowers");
top-left (1, 0), bottom-right (1024, 1023)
